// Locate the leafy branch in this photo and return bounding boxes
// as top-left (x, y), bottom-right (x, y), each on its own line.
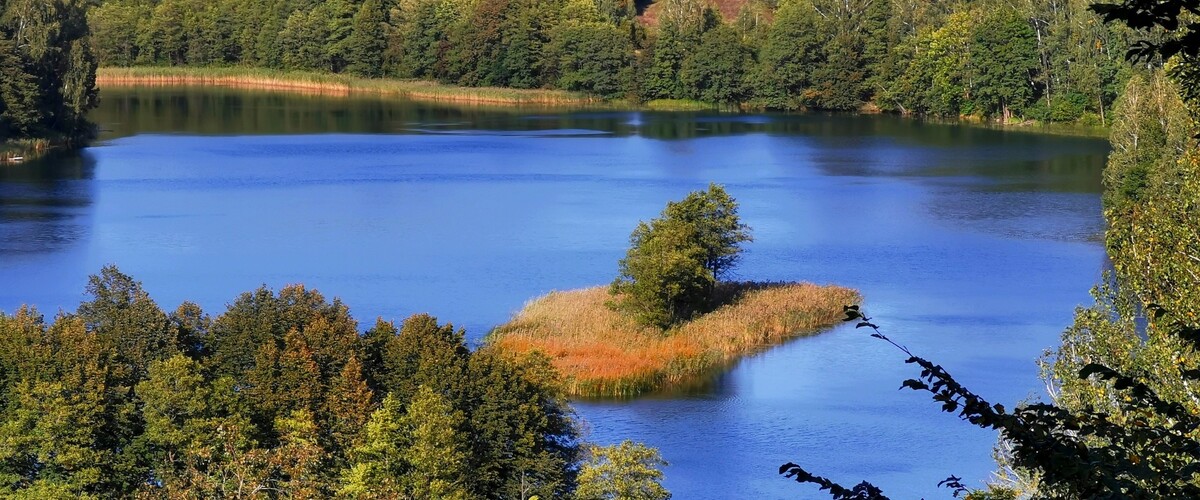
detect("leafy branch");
top-left (781, 306), bottom-right (1200, 498)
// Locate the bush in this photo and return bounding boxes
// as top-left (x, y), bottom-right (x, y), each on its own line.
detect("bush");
top-left (610, 184), bottom-right (751, 329)
top-left (610, 218), bottom-right (713, 329)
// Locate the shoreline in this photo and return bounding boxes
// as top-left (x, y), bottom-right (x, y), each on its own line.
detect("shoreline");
top-left (96, 67), bottom-right (1108, 138)
top-left (96, 67), bottom-right (606, 107)
top-left (1, 138), bottom-right (59, 165)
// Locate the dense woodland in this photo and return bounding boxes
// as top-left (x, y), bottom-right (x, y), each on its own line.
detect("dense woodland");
top-left (89, 0), bottom-right (1141, 122)
top-left (0, 0), bottom-right (99, 145)
top-left (0, 268), bottom-right (591, 498)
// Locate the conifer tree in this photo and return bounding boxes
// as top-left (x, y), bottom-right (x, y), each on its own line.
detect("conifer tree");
top-left (324, 356), bottom-right (375, 460)
top-left (339, 393), bottom-right (407, 499)
top-left (399, 386), bottom-right (471, 499)
top-left (346, 0), bottom-right (386, 77)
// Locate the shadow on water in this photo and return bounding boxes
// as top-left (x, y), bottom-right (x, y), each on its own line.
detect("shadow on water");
top-left (0, 150), bottom-right (96, 255)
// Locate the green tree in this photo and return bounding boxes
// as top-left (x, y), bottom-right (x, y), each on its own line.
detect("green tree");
top-left (662, 183), bottom-right (752, 279)
top-left (280, 8), bottom-right (332, 71)
top-left (78, 265), bottom-right (177, 384)
top-left (464, 350), bottom-right (578, 499)
top-left (1102, 71), bottom-right (1193, 212)
top-left (754, 0), bottom-right (823, 109)
top-left (888, 11), bottom-right (975, 117)
top-left (576, 440), bottom-right (671, 500)
top-left (324, 0), bottom-right (360, 73)
top-left (398, 386), bottom-right (471, 499)
top-left (0, 316), bottom-right (110, 497)
top-left (970, 10), bottom-right (1038, 121)
top-left (611, 217), bottom-right (713, 329)
top-left (644, 0), bottom-right (716, 100)
top-left (680, 25), bottom-right (751, 105)
top-left (137, 354), bottom-right (212, 487)
top-left (549, 22), bottom-right (633, 99)
top-left (0, 0), bottom-right (98, 144)
top-left (0, 36), bottom-right (43, 140)
top-left (611, 185), bottom-right (750, 329)
top-left (377, 313), bottom-right (470, 405)
top-left (324, 355), bottom-right (375, 460)
top-left (346, 0), bottom-right (386, 77)
top-left (339, 394), bottom-right (406, 498)
top-left (271, 409), bottom-right (330, 498)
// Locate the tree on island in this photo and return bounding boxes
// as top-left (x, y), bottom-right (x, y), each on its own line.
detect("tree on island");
top-left (610, 184), bottom-right (752, 329)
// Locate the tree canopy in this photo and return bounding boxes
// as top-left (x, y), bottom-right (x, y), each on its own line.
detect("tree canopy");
top-left (0, 266), bottom-right (593, 498)
top-left (0, 0), bottom-right (99, 145)
top-left (610, 184), bottom-right (750, 329)
top-left (87, 0), bottom-right (1144, 122)
top-left (779, 0), bottom-right (1200, 495)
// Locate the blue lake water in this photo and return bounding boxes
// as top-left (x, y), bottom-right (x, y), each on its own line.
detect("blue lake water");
top-left (0, 87), bottom-right (1109, 498)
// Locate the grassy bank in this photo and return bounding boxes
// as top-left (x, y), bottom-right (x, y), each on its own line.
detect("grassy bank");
top-left (96, 67), bottom-right (602, 106)
top-left (489, 282), bottom-right (859, 398)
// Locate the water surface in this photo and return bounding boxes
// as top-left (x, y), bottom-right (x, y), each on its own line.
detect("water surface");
top-left (0, 87), bottom-right (1110, 498)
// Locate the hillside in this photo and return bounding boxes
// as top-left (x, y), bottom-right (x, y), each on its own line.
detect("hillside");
top-left (638, 0), bottom-right (754, 25)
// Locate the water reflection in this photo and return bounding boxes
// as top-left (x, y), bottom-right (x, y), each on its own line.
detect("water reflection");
top-left (0, 151), bottom-right (95, 254)
top-left (96, 86), bottom-right (1108, 148)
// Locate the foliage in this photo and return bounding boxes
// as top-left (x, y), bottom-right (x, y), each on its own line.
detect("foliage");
top-left (783, 304), bottom-right (1200, 498)
top-left (970, 9), bottom-right (1039, 120)
top-left (548, 21), bottom-right (634, 100)
top-left (1, 0), bottom-right (98, 146)
top-left (576, 440), bottom-right (671, 500)
top-left (397, 385), bottom-right (471, 499)
top-left (609, 184), bottom-right (752, 329)
top-left (0, 267), bottom-right (592, 498)
top-left (663, 184), bottom-right (753, 279)
top-left (86, 0), bottom-right (1147, 118)
top-left (611, 217), bottom-right (713, 329)
top-left (779, 5), bottom-right (1200, 492)
top-left (680, 25), bottom-right (751, 105)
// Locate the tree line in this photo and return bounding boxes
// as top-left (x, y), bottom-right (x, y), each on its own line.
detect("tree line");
top-left (90, 0), bottom-right (1138, 123)
top-left (0, 265), bottom-right (669, 498)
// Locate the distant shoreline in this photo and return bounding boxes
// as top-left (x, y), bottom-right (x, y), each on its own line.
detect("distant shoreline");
top-left (95, 66), bottom-right (1109, 138)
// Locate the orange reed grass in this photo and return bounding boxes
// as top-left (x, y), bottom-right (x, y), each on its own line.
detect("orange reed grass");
top-left (490, 282), bottom-right (860, 398)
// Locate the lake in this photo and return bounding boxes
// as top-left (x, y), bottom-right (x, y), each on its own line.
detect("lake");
top-left (0, 87), bottom-right (1109, 498)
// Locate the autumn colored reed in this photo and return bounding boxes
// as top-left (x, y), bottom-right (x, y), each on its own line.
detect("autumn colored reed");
top-left (96, 67), bottom-right (601, 106)
top-left (490, 282), bottom-right (859, 398)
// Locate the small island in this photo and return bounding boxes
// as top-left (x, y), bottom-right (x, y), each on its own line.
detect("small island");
top-left (490, 185), bottom-right (859, 398)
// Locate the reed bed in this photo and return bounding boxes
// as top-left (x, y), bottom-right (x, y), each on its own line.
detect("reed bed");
top-left (490, 282), bottom-right (860, 398)
top-left (1, 138), bottom-right (53, 164)
top-left (96, 67), bottom-right (600, 106)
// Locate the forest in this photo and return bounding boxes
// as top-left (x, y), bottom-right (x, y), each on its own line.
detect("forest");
top-left (0, 267), bottom-right (677, 498)
top-left (88, 0), bottom-right (1136, 123)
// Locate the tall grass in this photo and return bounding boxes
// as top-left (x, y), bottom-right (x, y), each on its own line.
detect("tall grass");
top-left (96, 67), bottom-right (605, 107)
top-left (1, 138), bottom-right (52, 164)
top-left (489, 282), bottom-right (860, 398)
